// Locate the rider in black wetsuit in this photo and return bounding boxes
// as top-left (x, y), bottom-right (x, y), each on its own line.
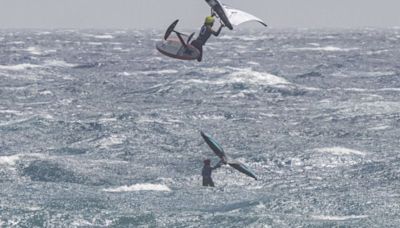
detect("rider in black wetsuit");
top-left (191, 16), bottom-right (224, 62)
top-left (202, 159), bottom-right (223, 187)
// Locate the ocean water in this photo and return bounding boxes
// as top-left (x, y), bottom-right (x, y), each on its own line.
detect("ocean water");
top-left (0, 28), bottom-right (400, 227)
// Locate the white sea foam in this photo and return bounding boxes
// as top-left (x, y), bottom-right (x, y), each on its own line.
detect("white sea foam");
top-left (87, 42), bottom-right (103, 46)
top-left (0, 63), bottom-right (41, 71)
top-left (315, 147), bottom-right (366, 156)
top-left (343, 88), bottom-right (368, 92)
top-left (38, 90), bottom-right (53, 95)
top-left (342, 71), bottom-right (397, 77)
top-left (0, 60), bottom-right (77, 72)
top-left (173, 68), bottom-right (289, 87)
top-left (0, 155), bottom-right (20, 166)
top-left (0, 113), bottom-right (54, 126)
top-left (366, 49), bottom-right (389, 55)
top-left (0, 117), bottom-right (32, 127)
top-left (311, 215), bottom-right (368, 221)
top-left (364, 71), bottom-right (396, 77)
top-left (219, 35), bottom-right (234, 40)
top-left (93, 35), bottom-right (114, 39)
top-left (340, 101), bottom-right (400, 116)
top-left (103, 184), bottom-right (171, 192)
top-left (302, 86), bottom-right (321, 91)
top-left (99, 117), bottom-right (118, 123)
top-left (36, 31), bottom-right (52, 35)
top-left (378, 88), bottom-right (400, 92)
top-left (332, 71), bottom-right (396, 78)
top-left (140, 69), bottom-right (178, 75)
top-left (200, 67), bottom-right (229, 74)
top-left (226, 68), bottom-right (289, 86)
top-left (71, 219), bottom-right (113, 227)
top-left (26, 47), bottom-right (42, 55)
top-left (235, 45), bottom-right (247, 49)
top-left (323, 35), bottom-right (337, 39)
top-left (25, 206), bottom-right (42, 211)
top-left (113, 30), bottom-right (127, 34)
top-left (247, 61), bottom-right (260, 66)
top-left (369, 125), bottom-right (390, 131)
top-left (240, 35), bottom-right (271, 41)
top-left (118, 72), bottom-right (131, 76)
top-left (44, 60), bottom-right (77, 68)
top-left (0, 110), bottom-right (24, 116)
top-left (230, 90), bottom-right (258, 98)
top-left (8, 41), bottom-right (25, 45)
top-left (289, 46), bottom-right (358, 52)
top-left (39, 113), bottom-right (54, 120)
top-left (191, 114), bottom-right (225, 120)
top-left (98, 135), bottom-right (125, 148)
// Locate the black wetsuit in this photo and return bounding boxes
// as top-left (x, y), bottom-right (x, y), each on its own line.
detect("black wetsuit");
top-left (202, 162), bottom-right (221, 187)
top-left (191, 24), bottom-right (223, 62)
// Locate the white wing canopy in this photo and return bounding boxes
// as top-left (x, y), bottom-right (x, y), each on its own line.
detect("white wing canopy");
top-left (222, 4), bottom-right (267, 27)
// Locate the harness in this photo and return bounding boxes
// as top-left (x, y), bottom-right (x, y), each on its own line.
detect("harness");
top-left (195, 25), bottom-right (212, 45)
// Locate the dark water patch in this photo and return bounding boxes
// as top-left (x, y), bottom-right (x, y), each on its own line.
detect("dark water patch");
top-left (186, 71), bottom-right (203, 77)
top-left (50, 147), bottom-right (87, 156)
top-left (20, 160), bottom-right (112, 186)
top-left (297, 71), bottom-right (322, 78)
top-left (349, 160), bottom-right (400, 183)
top-left (117, 112), bottom-right (139, 121)
top-left (210, 200), bottom-right (260, 213)
top-left (46, 196), bottom-right (108, 211)
top-left (0, 116), bottom-right (51, 132)
top-left (207, 214), bottom-right (259, 227)
top-left (72, 62), bottom-right (102, 69)
top-left (112, 213), bottom-right (157, 227)
top-left (56, 120), bottom-right (103, 132)
top-left (21, 160), bottom-right (85, 184)
top-left (262, 86), bottom-right (307, 97)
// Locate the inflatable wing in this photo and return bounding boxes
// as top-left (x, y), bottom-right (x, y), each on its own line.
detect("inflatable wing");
top-left (227, 159), bottom-right (258, 180)
top-left (223, 4), bottom-right (267, 27)
top-left (201, 131), bottom-right (226, 159)
top-left (201, 131), bottom-right (257, 180)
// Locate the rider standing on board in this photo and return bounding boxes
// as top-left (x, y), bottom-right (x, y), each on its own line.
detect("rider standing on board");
top-left (202, 159), bottom-right (224, 187)
top-left (191, 16), bottom-right (224, 62)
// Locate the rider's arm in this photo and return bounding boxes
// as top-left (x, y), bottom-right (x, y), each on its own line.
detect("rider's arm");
top-left (212, 159), bottom-right (225, 170)
top-left (207, 24), bottom-right (224, 36)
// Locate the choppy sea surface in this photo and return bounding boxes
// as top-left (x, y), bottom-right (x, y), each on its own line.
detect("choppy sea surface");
top-left (1, 28), bottom-right (400, 227)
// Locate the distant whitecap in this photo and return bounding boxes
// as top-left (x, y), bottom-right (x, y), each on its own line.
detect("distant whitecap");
top-left (0, 63), bottom-right (41, 71)
top-left (26, 47), bottom-right (42, 55)
top-left (311, 215), bottom-right (368, 221)
top-left (0, 155), bottom-right (20, 166)
top-left (103, 184), bottom-right (171, 192)
top-left (93, 35), bottom-right (114, 39)
top-left (98, 135), bottom-right (126, 149)
top-left (289, 46), bottom-right (358, 52)
top-left (314, 147), bottom-right (366, 156)
top-left (227, 68), bottom-right (289, 85)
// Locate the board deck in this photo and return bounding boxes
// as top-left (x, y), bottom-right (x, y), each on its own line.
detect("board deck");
top-left (156, 39), bottom-right (200, 60)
